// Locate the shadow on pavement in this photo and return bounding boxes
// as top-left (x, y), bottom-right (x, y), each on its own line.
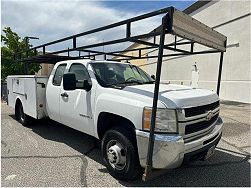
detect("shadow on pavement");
top-left (121, 150), bottom-right (250, 187)
top-left (9, 115), bottom-right (251, 187)
top-left (9, 115), bottom-right (104, 165)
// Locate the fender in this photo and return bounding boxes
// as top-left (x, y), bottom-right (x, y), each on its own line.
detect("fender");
top-left (93, 91), bottom-right (166, 138)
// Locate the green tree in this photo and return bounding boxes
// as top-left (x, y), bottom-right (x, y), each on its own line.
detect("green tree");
top-left (1, 27), bottom-right (41, 81)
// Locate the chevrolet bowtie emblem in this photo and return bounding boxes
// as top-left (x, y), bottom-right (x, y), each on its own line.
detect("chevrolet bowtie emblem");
top-left (206, 111), bottom-right (214, 121)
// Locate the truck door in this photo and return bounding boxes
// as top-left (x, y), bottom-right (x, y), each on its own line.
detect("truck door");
top-left (59, 63), bottom-right (94, 136)
top-left (46, 63), bottom-right (67, 122)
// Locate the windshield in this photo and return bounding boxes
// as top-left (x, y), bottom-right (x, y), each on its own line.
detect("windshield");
top-left (90, 62), bottom-right (154, 87)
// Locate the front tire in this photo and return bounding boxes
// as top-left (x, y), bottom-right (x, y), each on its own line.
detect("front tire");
top-left (101, 126), bottom-right (142, 180)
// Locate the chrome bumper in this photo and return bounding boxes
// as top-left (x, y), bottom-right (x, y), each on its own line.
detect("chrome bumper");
top-left (136, 117), bottom-right (223, 169)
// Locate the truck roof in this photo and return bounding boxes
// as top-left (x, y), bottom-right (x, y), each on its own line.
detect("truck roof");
top-left (57, 59), bottom-right (127, 66)
top-left (7, 75), bottom-right (49, 78)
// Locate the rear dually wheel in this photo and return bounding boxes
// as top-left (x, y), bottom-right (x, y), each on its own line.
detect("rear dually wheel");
top-left (15, 101), bottom-right (33, 126)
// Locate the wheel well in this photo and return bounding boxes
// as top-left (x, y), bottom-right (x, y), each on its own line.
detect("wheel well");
top-left (15, 98), bottom-right (22, 112)
top-left (97, 112), bottom-right (136, 139)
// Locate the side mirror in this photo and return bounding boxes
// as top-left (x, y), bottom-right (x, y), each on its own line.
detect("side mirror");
top-left (151, 75), bottom-right (156, 80)
top-left (63, 73), bottom-right (76, 90)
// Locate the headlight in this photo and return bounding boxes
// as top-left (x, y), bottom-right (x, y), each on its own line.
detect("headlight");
top-left (143, 107), bottom-right (177, 133)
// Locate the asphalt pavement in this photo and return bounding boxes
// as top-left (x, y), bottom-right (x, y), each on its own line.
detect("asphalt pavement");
top-left (1, 101), bottom-right (250, 187)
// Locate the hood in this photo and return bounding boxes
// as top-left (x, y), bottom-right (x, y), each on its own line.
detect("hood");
top-left (123, 84), bottom-right (219, 108)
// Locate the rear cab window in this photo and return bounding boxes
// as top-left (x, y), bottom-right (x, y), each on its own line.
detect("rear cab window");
top-left (52, 64), bottom-right (67, 86)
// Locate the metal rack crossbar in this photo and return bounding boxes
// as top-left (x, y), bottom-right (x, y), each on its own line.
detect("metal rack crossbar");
top-left (15, 6), bottom-right (227, 181)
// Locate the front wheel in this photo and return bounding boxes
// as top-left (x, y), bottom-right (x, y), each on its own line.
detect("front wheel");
top-left (101, 126), bottom-right (142, 180)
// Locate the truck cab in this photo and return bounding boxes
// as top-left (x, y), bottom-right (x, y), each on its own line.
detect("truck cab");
top-left (46, 59), bottom-right (223, 180)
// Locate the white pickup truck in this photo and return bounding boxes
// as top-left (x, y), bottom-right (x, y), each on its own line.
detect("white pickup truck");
top-left (7, 59), bottom-right (223, 180)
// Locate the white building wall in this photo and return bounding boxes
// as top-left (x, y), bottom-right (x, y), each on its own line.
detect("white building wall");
top-left (143, 1), bottom-right (251, 103)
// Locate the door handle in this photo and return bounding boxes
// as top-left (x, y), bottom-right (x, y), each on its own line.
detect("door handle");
top-left (61, 92), bottom-right (68, 98)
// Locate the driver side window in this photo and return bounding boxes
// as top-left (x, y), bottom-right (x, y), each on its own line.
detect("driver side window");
top-left (69, 63), bottom-right (91, 88)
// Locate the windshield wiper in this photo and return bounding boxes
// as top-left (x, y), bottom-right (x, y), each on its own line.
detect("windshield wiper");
top-left (106, 80), bottom-right (143, 87)
top-left (143, 80), bottom-right (155, 84)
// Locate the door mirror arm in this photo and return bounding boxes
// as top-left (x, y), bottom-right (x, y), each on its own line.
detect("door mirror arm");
top-left (76, 79), bottom-right (92, 91)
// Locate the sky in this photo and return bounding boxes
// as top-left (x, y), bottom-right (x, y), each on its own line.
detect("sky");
top-left (1, 0), bottom-right (195, 57)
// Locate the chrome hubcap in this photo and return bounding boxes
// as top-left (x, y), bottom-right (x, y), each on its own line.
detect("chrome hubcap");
top-left (107, 140), bottom-right (126, 170)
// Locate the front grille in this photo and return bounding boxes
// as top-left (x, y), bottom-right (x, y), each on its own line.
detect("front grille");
top-left (185, 101), bottom-right (219, 117)
top-left (185, 114), bottom-right (219, 135)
